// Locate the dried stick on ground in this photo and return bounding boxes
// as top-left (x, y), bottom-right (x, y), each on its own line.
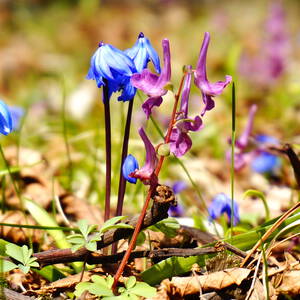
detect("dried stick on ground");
top-left (34, 186), bottom-right (175, 266)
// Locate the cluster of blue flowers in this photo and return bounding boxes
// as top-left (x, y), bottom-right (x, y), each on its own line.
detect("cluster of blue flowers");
top-left (87, 33), bottom-right (160, 102)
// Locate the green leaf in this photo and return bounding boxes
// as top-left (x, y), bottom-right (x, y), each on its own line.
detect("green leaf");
top-left (67, 236), bottom-right (85, 245)
top-left (24, 199), bottom-right (70, 249)
top-left (141, 255), bottom-right (205, 285)
top-left (149, 217), bottom-right (180, 237)
top-left (129, 282), bottom-right (157, 297)
top-left (0, 260), bottom-right (17, 272)
top-left (0, 239), bottom-right (9, 256)
top-left (100, 216), bottom-right (129, 234)
top-left (243, 189), bottom-right (270, 221)
top-left (5, 244), bottom-right (24, 264)
top-left (125, 276), bottom-right (136, 289)
top-left (33, 265), bottom-right (66, 282)
top-left (18, 264), bottom-right (30, 274)
top-left (89, 283), bottom-right (114, 297)
top-left (74, 282), bottom-right (91, 297)
top-left (86, 241), bottom-right (97, 252)
top-left (135, 231), bottom-right (146, 246)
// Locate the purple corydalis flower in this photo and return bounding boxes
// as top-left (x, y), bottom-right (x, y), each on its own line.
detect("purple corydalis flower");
top-left (130, 127), bottom-right (158, 185)
top-left (125, 32), bottom-right (161, 74)
top-left (0, 100), bottom-right (13, 136)
top-left (208, 193), bottom-right (240, 226)
top-left (131, 39), bottom-right (171, 119)
top-left (122, 154), bottom-right (139, 184)
top-left (170, 66), bottom-right (202, 157)
top-left (236, 104), bottom-right (257, 149)
top-left (194, 32), bottom-right (232, 116)
top-left (87, 42), bottom-right (137, 102)
top-left (239, 2), bottom-right (289, 87)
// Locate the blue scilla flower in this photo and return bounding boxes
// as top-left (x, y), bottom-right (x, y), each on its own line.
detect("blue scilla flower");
top-left (87, 42), bottom-right (137, 102)
top-left (8, 106), bottom-right (24, 130)
top-left (125, 32), bottom-right (161, 74)
top-left (0, 100), bottom-right (13, 136)
top-left (251, 151), bottom-right (281, 173)
top-left (208, 193), bottom-right (240, 225)
top-left (122, 154), bottom-right (139, 184)
top-left (251, 134), bottom-right (281, 174)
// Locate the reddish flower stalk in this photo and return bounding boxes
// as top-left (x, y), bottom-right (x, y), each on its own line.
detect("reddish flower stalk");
top-left (112, 72), bottom-right (187, 291)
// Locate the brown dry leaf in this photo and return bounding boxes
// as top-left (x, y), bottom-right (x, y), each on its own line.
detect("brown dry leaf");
top-left (59, 194), bottom-right (103, 225)
top-left (275, 270), bottom-right (300, 296)
top-left (4, 146), bottom-right (64, 209)
top-left (153, 268), bottom-right (251, 298)
top-left (0, 211), bottom-right (42, 245)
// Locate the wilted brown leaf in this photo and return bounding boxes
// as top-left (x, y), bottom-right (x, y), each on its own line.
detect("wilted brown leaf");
top-left (152, 268), bottom-right (251, 299)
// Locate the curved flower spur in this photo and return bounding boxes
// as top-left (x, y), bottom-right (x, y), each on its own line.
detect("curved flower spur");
top-left (194, 32), bottom-right (232, 116)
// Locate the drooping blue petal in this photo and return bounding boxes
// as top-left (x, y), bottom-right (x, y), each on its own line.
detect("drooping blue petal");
top-left (125, 32), bottom-right (161, 73)
top-left (87, 42), bottom-right (137, 102)
top-left (0, 100), bottom-right (13, 136)
top-left (8, 106), bottom-right (24, 130)
top-left (122, 154), bottom-right (139, 184)
top-left (172, 181), bottom-right (187, 194)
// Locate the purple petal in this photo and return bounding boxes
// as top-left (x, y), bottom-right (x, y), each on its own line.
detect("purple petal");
top-left (169, 129), bottom-right (192, 157)
top-left (142, 96), bottom-right (163, 119)
top-left (131, 127), bottom-right (158, 184)
top-left (200, 92), bottom-right (215, 116)
top-left (130, 39), bottom-right (171, 98)
top-left (199, 75), bottom-right (232, 97)
top-left (236, 104), bottom-right (257, 149)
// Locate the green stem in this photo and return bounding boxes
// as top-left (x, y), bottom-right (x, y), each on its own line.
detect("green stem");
top-left (61, 78), bottom-right (73, 191)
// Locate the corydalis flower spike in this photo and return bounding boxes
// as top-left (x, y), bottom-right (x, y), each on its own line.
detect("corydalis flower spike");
top-left (125, 32), bottom-right (161, 74)
top-left (194, 32), bottom-right (232, 116)
top-left (130, 127), bottom-right (158, 185)
top-left (122, 154), bottom-right (139, 184)
top-left (131, 39), bottom-right (171, 119)
top-left (0, 100), bottom-right (13, 136)
top-left (170, 66), bottom-right (202, 157)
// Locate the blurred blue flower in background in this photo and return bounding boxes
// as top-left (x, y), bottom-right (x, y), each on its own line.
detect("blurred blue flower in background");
top-left (0, 100), bottom-right (13, 136)
top-left (125, 32), bottom-right (161, 74)
top-left (251, 134), bottom-right (281, 173)
top-left (208, 193), bottom-right (240, 225)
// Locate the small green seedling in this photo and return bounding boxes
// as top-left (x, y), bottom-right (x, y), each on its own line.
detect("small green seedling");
top-left (67, 217), bottom-right (134, 253)
top-left (74, 275), bottom-right (156, 299)
top-left (1, 243), bottom-right (39, 274)
top-left (67, 219), bottom-right (102, 252)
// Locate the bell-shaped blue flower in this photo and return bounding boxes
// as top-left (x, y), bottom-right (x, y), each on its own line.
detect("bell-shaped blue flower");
top-left (208, 193), bottom-right (240, 225)
top-left (87, 42), bottom-right (137, 102)
top-left (0, 100), bottom-right (13, 136)
top-left (125, 32), bottom-right (161, 74)
top-left (8, 106), bottom-right (24, 130)
top-left (122, 154), bottom-right (139, 184)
